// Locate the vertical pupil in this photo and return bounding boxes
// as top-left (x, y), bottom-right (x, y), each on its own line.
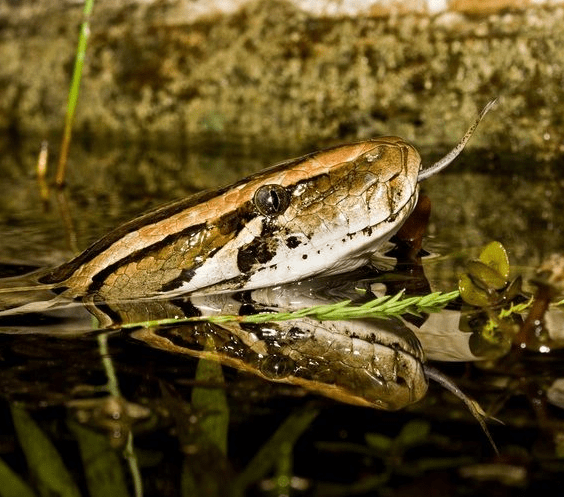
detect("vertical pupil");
top-left (270, 190), bottom-right (280, 210)
top-left (254, 184), bottom-right (288, 216)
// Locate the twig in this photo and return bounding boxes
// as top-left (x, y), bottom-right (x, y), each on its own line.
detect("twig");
top-left (36, 140), bottom-right (50, 204)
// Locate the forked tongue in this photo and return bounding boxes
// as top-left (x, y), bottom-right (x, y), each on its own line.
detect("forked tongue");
top-left (424, 365), bottom-right (500, 454)
top-left (418, 99), bottom-right (497, 181)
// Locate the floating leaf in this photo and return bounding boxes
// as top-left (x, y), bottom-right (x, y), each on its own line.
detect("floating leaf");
top-left (479, 241), bottom-right (510, 280)
top-left (466, 260), bottom-right (507, 290)
top-left (459, 242), bottom-right (511, 307)
top-left (502, 276), bottom-right (523, 302)
top-left (459, 273), bottom-right (491, 307)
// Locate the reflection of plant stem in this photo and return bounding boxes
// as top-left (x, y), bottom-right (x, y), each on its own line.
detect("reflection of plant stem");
top-left (54, 187), bottom-right (80, 255)
top-left (124, 434), bottom-right (143, 497)
top-left (56, 0), bottom-right (95, 187)
top-left (98, 332), bottom-right (120, 396)
top-left (97, 333), bottom-right (143, 497)
top-left (274, 441), bottom-right (293, 495)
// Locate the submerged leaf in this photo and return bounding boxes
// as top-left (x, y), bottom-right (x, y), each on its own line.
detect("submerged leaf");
top-left (10, 404), bottom-right (81, 497)
top-left (231, 406), bottom-right (319, 497)
top-left (396, 420), bottom-right (432, 447)
top-left (365, 433), bottom-right (393, 452)
top-left (0, 458), bottom-right (37, 497)
top-left (180, 338), bottom-right (231, 497)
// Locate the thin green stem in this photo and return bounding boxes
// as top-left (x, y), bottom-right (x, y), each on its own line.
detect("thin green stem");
top-left (56, 0), bottom-right (95, 187)
top-left (97, 332), bottom-right (143, 497)
top-left (124, 433), bottom-right (143, 497)
top-left (97, 332), bottom-right (120, 397)
top-left (119, 290), bottom-right (460, 329)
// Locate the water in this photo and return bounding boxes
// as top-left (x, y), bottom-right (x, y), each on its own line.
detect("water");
top-left (1, 135), bottom-right (564, 496)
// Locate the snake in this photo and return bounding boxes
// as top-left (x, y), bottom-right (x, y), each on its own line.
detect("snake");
top-left (0, 102), bottom-right (497, 430)
top-left (21, 102), bottom-right (494, 303)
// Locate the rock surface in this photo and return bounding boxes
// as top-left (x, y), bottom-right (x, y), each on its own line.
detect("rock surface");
top-left (1, 0), bottom-right (563, 157)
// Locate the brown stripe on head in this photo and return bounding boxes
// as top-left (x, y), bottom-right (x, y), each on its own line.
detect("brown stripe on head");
top-left (86, 220), bottom-right (242, 298)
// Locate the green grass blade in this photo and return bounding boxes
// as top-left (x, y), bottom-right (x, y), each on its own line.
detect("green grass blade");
top-left (10, 404), bottom-right (81, 497)
top-left (180, 338), bottom-right (230, 496)
top-left (56, 0), bottom-right (95, 186)
top-left (0, 457), bottom-right (37, 497)
top-left (119, 291), bottom-right (460, 329)
top-left (230, 405), bottom-right (319, 497)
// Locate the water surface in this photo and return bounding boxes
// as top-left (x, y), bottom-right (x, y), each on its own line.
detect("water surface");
top-left (1, 135), bottom-right (563, 496)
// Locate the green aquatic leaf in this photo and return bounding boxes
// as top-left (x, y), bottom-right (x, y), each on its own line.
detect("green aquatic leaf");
top-left (0, 457), bottom-right (37, 497)
top-left (273, 441), bottom-right (293, 497)
top-left (459, 241), bottom-right (511, 307)
top-left (68, 421), bottom-right (129, 497)
top-left (364, 433), bottom-right (393, 452)
top-left (503, 275), bottom-right (523, 301)
top-left (466, 260), bottom-right (507, 290)
top-left (478, 241), bottom-right (510, 280)
top-left (366, 420), bottom-right (430, 454)
top-left (396, 420), bottom-right (431, 447)
top-left (458, 273), bottom-right (491, 307)
top-left (230, 406), bottom-right (319, 497)
top-left (10, 404), bottom-right (81, 497)
top-left (314, 473), bottom-right (389, 496)
top-left (181, 338), bottom-right (231, 497)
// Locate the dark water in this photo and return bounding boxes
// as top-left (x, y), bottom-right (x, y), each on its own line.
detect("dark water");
top-left (1, 135), bottom-right (564, 496)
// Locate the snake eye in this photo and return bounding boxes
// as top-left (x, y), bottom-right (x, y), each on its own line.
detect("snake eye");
top-left (253, 184), bottom-right (291, 216)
